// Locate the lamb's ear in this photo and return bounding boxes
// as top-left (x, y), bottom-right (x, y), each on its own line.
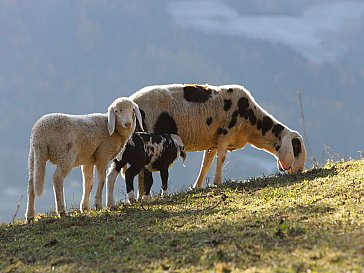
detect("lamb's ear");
top-left (107, 106), bottom-right (116, 135)
top-left (133, 103), bottom-right (144, 131)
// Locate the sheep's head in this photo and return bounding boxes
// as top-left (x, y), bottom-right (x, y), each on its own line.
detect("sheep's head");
top-left (171, 134), bottom-right (187, 162)
top-left (107, 98), bottom-right (144, 135)
top-left (274, 130), bottom-right (306, 174)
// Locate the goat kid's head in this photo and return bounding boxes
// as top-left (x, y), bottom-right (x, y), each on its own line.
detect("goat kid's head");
top-left (171, 134), bottom-right (186, 162)
top-left (274, 131), bottom-right (306, 174)
top-left (107, 98), bottom-right (144, 135)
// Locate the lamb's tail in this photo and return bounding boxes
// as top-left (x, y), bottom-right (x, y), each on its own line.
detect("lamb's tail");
top-left (32, 142), bottom-right (48, 196)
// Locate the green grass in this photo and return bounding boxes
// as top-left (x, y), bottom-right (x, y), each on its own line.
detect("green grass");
top-left (1, 160), bottom-right (363, 272)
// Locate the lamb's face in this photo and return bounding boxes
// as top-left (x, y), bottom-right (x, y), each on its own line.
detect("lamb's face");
top-left (107, 98), bottom-right (144, 136)
top-left (276, 131), bottom-right (306, 174)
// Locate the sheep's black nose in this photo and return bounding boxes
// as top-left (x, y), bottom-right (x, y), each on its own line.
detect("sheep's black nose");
top-left (124, 122), bottom-right (132, 128)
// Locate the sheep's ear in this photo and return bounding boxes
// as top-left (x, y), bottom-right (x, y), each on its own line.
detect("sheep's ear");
top-left (133, 103), bottom-right (144, 131)
top-left (107, 106), bottom-right (116, 135)
top-left (291, 138), bottom-right (302, 158)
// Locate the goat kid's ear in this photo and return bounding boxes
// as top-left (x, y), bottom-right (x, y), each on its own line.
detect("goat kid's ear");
top-left (180, 148), bottom-right (187, 162)
top-left (107, 106), bottom-right (116, 135)
top-left (133, 103), bottom-right (144, 131)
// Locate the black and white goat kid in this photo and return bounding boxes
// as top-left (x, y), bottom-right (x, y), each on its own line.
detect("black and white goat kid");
top-left (106, 132), bottom-right (186, 205)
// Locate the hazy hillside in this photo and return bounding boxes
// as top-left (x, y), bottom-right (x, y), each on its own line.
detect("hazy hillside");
top-left (1, 0), bottom-right (364, 222)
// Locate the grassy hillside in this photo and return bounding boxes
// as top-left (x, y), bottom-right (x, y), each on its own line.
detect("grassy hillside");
top-left (1, 160), bottom-right (363, 273)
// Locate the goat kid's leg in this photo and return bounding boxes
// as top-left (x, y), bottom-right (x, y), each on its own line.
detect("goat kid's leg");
top-left (53, 164), bottom-right (72, 217)
top-left (193, 148), bottom-right (217, 189)
top-left (125, 165), bottom-right (143, 204)
top-left (80, 165), bottom-right (94, 212)
top-left (160, 168), bottom-right (169, 198)
top-left (142, 169), bottom-right (153, 200)
top-left (94, 163), bottom-right (107, 210)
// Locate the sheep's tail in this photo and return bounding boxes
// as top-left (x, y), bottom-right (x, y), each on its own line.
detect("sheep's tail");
top-left (32, 142), bottom-right (48, 197)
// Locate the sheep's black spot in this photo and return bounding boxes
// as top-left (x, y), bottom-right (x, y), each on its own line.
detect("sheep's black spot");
top-left (228, 111), bottom-right (239, 129)
top-left (206, 117), bottom-right (213, 126)
top-left (138, 109), bottom-right (147, 132)
top-left (292, 138), bottom-right (302, 158)
top-left (261, 116), bottom-right (273, 135)
top-left (275, 145), bottom-right (281, 151)
top-left (224, 99), bottom-right (232, 111)
top-left (154, 112), bottom-right (177, 134)
top-left (237, 97), bottom-right (249, 117)
top-left (217, 128), bottom-right (228, 135)
top-left (257, 120), bottom-right (262, 130)
top-left (227, 88), bottom-right (234, 93)
top-left (248, 109), bottom-right (257, 126)
top-left (183, 85), bottom-right (212, 103)
top-left (272, 124), bottom-right (284, 137)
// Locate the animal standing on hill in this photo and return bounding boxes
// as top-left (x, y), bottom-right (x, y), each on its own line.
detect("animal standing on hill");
top-left (106, 132), bottom-right (186, 206)
top-left (116, 84), bottom-right (306, 197)
top-left (25, 97), bottom-right (143, 223)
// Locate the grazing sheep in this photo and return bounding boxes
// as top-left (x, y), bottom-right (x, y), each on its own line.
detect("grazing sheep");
top-left (25, 97), bottom-right (144, 223)
top-left (121, 84), bottom-right (306, 196)
top-left (106, 132), bottom-right (186, 206)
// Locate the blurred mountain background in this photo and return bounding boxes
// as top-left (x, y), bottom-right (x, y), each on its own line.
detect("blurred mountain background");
top-left (1, 0), bottom-right (363, 222)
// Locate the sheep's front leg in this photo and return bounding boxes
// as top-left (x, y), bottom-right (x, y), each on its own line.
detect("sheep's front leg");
top-left (80, 165), bottom-right (94, 212)
top-left (137, 170), bottom-right (145, 201)
top-left (193, 148), bottom-right (217, 189)
top-left (213, 142), bottom-right (229, 185)
top-left (94, 163), bottom-right (107, 210)
top-left (53, 164), bottom-right (72, 217)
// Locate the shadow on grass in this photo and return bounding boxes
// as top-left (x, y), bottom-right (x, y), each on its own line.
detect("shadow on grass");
top-left (224, 165), bottom-right (337, 192)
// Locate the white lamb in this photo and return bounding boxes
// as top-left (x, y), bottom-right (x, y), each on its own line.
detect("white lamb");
top-left (25, 97), bottom-right (143, 224)
top-left (119, 84), bottom-right (306, 197)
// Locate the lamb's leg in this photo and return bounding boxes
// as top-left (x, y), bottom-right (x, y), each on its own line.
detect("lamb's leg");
top-left (53, 164), bottom-right (72, 217)
top-left (94, 163), bottom-right (107, 210)
top-left (142, 169), bottom-right (153, 200)
top-left (160, 168), bottom-right (169, 197)
top-left (193, 148), bottom-right (217, 189)
top-left (213, 142), bottom-right (229, 185)
top-left (80, 165), bottom-right (94, 212)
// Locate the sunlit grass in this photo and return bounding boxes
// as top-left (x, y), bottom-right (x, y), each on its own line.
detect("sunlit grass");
top-left (1, 160), bottom-right (363, 272)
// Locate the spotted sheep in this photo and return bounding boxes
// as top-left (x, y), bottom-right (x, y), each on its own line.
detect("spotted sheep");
top-left (106, 132), bottom-right (186, 206)
top-left (112, 84), bottom-right (306, 197)
top-left (25, 98), bottom-right (144, 223)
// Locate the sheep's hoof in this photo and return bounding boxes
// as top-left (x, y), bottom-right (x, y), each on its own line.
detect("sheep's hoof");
top-left (108, 205), bottom-right (118, 211)
top-left (59, 211), bottom-right (67, 217)
top-left (25, 217), bottom-right (34, 224)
